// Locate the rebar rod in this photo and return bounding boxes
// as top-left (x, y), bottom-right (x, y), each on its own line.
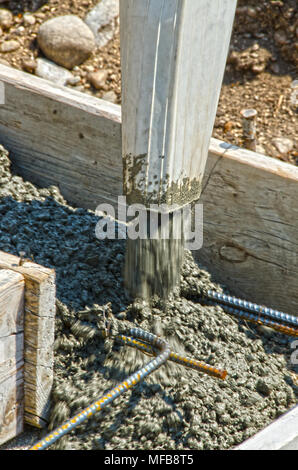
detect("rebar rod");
top-left (240, 108), bottom-right (258, 151)
top-left (29, 328), bottom-right (170, 451)
top-left (117, 334), bottom-right (227, 380)
top-left (206, 290), bottom-right (298, 329)
top-left (206, 301), bottom-right (298, 338)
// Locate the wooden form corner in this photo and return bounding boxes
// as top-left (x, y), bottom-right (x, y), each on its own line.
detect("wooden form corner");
top-left (0, 251), bottom-right (56, 428)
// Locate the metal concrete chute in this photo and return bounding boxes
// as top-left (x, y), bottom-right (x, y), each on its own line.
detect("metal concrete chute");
top-left (120, 0), bottom-right (237, 299)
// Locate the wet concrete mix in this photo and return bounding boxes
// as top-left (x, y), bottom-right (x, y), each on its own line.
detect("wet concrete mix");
top-left (0, 145), bottom-right (297, 450)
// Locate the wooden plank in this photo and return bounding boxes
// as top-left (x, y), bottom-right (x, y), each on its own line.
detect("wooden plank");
top-left (0, 269), bottom-right (25, 445)
top-left (0, 269), bottom-right (24, 337)
top-left (0, 330), bottom-right (24, 385)
top-left (235, 405), bottom-right (298, 450)
top-left (0, 370), bottom-right (24, 446)
top-left (0, 63), bottom-right (122, 209)
top-left (197, 139), bottom-right (298, 316)
top-left (0, 64), bottom-right (297, 313)
top-left (120, 0), bottom-right (236, 207)
top-left (0, 252), bottom-right (56, 428)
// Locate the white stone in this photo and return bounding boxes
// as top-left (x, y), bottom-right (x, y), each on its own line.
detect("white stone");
top-left (85, 0), bottom-right (119, 48)
top-left (0, 8), bottom-right (13, 29)
top-left (273, 137), bottom-right (294, 155)
top-left (66, 75), bottom-right (81, 86)
top-left (35, 58), bottom-right (74, 86)
top-left (23, 13), bottom-right (36, 26)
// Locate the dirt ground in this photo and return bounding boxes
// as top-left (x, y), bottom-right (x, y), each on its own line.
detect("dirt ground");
top-left (0, 0), bottom-right (297, 164)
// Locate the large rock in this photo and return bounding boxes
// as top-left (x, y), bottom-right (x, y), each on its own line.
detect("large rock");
top-left (85, 0), bottom-right (119, 48)
top-left (37, 15), bottom-right (96, 70)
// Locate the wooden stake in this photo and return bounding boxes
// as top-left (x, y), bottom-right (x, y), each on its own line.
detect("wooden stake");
top-left (0, 269), bottom-right (25, 445)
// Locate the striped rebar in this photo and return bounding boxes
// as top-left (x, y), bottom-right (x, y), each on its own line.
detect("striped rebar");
top-left (29, 328), bottom-right (170, 451)
top-left (207, 290), bottom-right (298, 329)
top-left (117, 334), bottom-right (227, 380)
top-left (207, 301), bottom-right (298, 338)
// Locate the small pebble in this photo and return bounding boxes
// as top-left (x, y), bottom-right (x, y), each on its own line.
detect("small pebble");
top-left (85, 65), bottom-right (94, 73)
top-left (252, 63), bottom-right (266, 74)
top-left (273, 137), bottom-right (294, 155)
top-left (66, 75), bottom-right (81, 86)
top-left (102, 90), bottom-right (117, 103)
top-left (270, 63), bottom-right (280, 74)
top-left (256, 379), bottom-right (272, 397)
top-left (22, 58), bottom-right (37, 73)
top-left (247, 7), bottom-right (257, 18)
top-left (0, 8), bottom-right (13, 29)
top-left (0, 40), bottom-right (20, 52)
top-left (88, 70), bottom-right (109, 90)
top-left (23, 13), bottom-right (36, 26)
top-left (274, 30), bottom-right (288, 46)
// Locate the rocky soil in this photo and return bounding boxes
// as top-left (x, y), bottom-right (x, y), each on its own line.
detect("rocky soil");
top-left (0, 145), bottom-right (296, 450)
top-left (0, 0), bottom-right (296, 163)
top-left (215, 0), bottom-right (297, 165)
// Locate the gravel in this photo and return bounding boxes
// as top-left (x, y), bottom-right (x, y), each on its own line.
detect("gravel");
top-left (0, 1), bottom-right (296, 164)
top-left (0, 144), bottom-right (297, 450)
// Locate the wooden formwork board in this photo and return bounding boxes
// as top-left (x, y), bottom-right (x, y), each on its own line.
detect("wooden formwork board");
top-left (0, 64), bottom-right (297, 315)
top-left (236, 405), bottom-right (298, 450)
top-left (200, 140), bottom-right (298, 317)
top-left (0, 269), bottom-right (24, 446)
top-left (0, 251), bottom-right (55, 433)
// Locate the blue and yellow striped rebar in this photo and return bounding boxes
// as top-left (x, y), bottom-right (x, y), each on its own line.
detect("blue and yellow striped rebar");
top-left (206, 298), bottom-right (298, 338)
top-left (29, 328), bottom-right (170, 451)
top-left (117, 333), bottom-right (227, 380)
top-left (207, 290), bottom-right (298, 329)
top-left (29, 325), bottom-right (228, 450)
